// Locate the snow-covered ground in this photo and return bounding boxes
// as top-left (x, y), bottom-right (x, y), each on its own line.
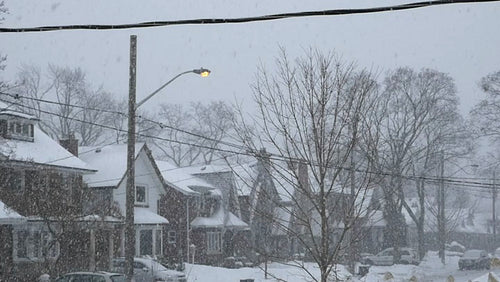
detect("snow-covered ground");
top-left (184, 252), bottom-right (500, 282)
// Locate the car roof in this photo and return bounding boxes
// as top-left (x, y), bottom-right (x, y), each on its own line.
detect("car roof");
top-left (382, 247), bottom-right (414, 251)
top-left (61, 271), bottom-right (123, 276)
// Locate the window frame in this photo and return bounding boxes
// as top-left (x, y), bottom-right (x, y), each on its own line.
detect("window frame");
top-left (134, 185), bottom-right (148, 206)
top-left (167, 230), bottom-right (176, 244)
top-left (155, 229), bottom-right (163, 256)
top-left (14, 229), bottom-right (60, 262)
top-left (6, 119), bottom-right (34, 142)
top-left (206, 231), bottom-right (222, 254)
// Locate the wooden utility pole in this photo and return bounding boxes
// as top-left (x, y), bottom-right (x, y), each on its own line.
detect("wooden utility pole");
top-left (493, 171), bottom-right (497, 247)
top-left (125, 34), bottom-right (137, 282)
top-left (437, 151), bottom-right (445, 264)
top-left (348, 129), bottom-right (357, 273)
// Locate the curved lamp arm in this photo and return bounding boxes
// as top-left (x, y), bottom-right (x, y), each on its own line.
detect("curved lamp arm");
top-left (136, 67), bottom-right (211, 109)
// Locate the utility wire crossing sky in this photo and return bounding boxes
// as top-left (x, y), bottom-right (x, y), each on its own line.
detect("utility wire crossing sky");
top-left (1, 0), bottom-right (499, 32)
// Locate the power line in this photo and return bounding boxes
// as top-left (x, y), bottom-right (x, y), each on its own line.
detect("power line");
top-left (3, 97), bottom-right (500, 192)
top-left (0, 91), bottom-right (127, 117)
top-left (0, 97), bottom-right (255, 158)
top-left (0, 91), bottom-right (249, 153)
top-left (0, 0), bottom-right (498, 33)
top-left (85, 154), bottom-right (238, 186)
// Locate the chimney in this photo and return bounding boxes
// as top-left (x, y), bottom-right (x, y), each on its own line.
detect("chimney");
top-left (59, 133), bottom-right (79, 157)
top-left (297, 161), bottom-right (310, 193)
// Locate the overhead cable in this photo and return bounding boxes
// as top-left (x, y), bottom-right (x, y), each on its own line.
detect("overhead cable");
top-left (0, 0), bottom-right (498, 33)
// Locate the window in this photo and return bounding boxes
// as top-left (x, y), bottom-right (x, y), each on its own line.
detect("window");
top-left (6, 120), bottom-right (34, 142)
top-left (135, 185), bottom-right (147, 205)
top-left (0, 119), bottom-right (7, 137)
top-left (32, 231), bottom-right (41, 259)
top-left (155, 230), bottom-right (162, 255)
top-left (16, 231), bottom-right (28, 259)
top-left (206, 232), bottom-right (222, 254)
top-left (41, 231), bottom-right (58, 258)
top-left (14, 229), bottom-right (59, 261)
top-left (167, 230), bottom-right (176, 244)
top-left (139, 229), bottom-right (153, 256)
top-left (133, 261), bottom-right (147, 269)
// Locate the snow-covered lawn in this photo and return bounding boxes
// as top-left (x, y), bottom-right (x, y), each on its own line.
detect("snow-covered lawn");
top-left (184, 252), bottom-right (500, 282)
top-left (185, 262), bottom-right (351, 282)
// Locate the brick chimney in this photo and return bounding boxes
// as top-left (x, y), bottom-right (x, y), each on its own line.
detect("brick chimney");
top-left (59, 133), bottom-right (79, 157)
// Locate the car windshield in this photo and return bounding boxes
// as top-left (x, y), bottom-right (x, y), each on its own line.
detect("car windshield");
top-left (111, 275), bottom-right (126, 282)
top-left (143, 259), bottom-right (169, 271)
top-left (463, 250), bottom-right (482, 258)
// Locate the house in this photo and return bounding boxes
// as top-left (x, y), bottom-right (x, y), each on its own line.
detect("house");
top-left (78, 143), bottom-right (169, 259)
top-left (0, 101), bottom-right (106, 280)
top-left (236, 152), bottom-right (377, 262)
top-left (402, 195), bottom-right (498, 252)
top-left (157, 160), bottom-right (249, 265)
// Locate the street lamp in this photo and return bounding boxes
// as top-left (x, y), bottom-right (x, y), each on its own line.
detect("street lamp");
top-left (125, 35), bottom-right (210, 282)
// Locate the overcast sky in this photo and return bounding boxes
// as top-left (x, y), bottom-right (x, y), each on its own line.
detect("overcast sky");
top-left (1, 0), bottom-right (499, 115)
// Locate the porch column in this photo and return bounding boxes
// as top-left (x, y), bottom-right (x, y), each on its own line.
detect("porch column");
top-left (89, 229), bottom-right (96, 271)
top-left (109, 231), bottom-right (114, 270)
top-left (120, 227), bottom-right (125, 257)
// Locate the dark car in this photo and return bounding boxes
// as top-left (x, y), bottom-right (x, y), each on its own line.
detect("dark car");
top-left (55, 271), bottom-right (126, 282)
top-left (458, 249), bottom-right (491, 270)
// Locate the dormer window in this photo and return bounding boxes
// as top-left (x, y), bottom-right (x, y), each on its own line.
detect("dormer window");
top-left (0, 118), bottom-right (35, 142)
top-left (135, 185), bottom-right (148, 206)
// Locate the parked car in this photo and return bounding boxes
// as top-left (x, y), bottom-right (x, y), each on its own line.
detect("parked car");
top-left (360, 247), bottom-right (419, 266)
top-left (494, 247), bottom-right (500, 259)
top-left (458, 249), bottom-right (491, 270)
top-left (223, 256), bottom-right (254, 268)
top-left (445, 241), bottom-right (466, 256)
top-left (111, 257), bottom-right (186, 282)
top-left (54, 271), bottom-right (126, 282)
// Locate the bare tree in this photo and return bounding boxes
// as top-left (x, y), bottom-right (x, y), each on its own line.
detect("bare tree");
top-left (0, 1), bottom-right (8, 90)
top-left (152, 101), bottom-right (235, 166)
top-left (471, 70), bottom-right (500, 140)
top-left (77, 87), bottom-right (119, 146)
top-left (374, 67), bottom-right (461, 263)
top-left (235, 49), bottom-right (379, 282)
top-left (13, 64), bottom-right (54, 122)
top-left (45, 65), bottom-right (87, 139)
top-left (11, 64), bottom-right (124, 145)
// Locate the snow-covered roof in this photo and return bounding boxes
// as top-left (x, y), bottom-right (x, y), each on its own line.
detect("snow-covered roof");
top-left (191, 206), bottom-right (248, 230)
top-left (179, 164), bottom-right (232, 175)
top-left (1, 126), bottom-right (94, 172)
top-left (79, 143), bottom-right (144, 187)
top-left (0, 103), bottom-right (38, 120)
top-left (134, 207), bottom-right (169, 225)
top-left (155, 160), bottom-right (214, 195)
top-left (0, 200), bottom-right (25, 225)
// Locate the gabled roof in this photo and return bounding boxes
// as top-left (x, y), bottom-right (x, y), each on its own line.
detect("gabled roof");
top-left (0, 109), bottom-right (39, 121)
top-left (79, 143), bottom-right (145, 188)
top-left (179, 164), bottom-right (232, 175)
top-left (0, 102), bottom-right (94, 172)
top-left (190, 206), bottom-right (248, 230)
top-left (155, 160), bottom-right (214, 196)
top-left (1, 127), bottom-right (95, 172)
top-left (134, 207), bottom-right (169, 225)
top-left (0, 200), bottom-right (25, 225)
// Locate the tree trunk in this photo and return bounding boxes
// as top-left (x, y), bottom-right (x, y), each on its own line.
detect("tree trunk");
top-left (417, 178), bottom-right (426, 260)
